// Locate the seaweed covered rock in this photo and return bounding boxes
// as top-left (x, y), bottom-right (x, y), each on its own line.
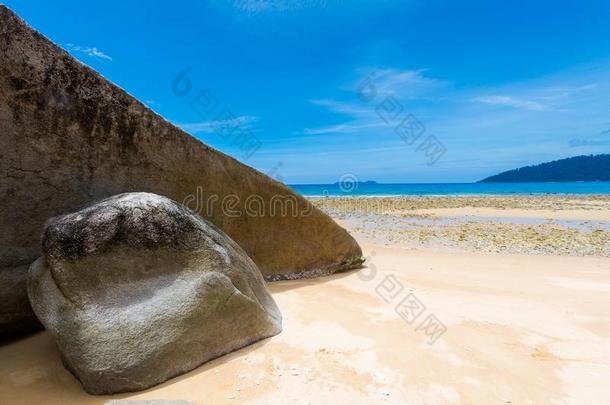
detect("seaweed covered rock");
top-left (28, 193), bottom-right (282, 394)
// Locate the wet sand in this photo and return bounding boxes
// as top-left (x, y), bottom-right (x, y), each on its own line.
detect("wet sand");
top-left (320, 196), bottom-right (610, 257)
top-left (412, 207), bottom-right (610, 221)
top-left (1, 196), bottom-right (610, 404)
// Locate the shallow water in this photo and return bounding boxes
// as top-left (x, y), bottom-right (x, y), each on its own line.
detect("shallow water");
top-left (291, 182), bottom-right (610, 196)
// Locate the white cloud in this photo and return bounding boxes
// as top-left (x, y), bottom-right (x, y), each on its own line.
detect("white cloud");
top-left (541, 83), bottom-right (598, 96)
top-left (470, 81), bottom-right (598, 112)
top-left (66, 43), bottom-right (112, 60)
top-left (304, 68), bottom-right (444, 135)
top-left (230, 0), bottom-right (329, 14)
top-left (568, 138), bottom-right (610, 148)
top-left (472, 95), bottom-right (547, 111)
top-left (179, 115), bottom-right (258, 134)
top-left (299, 64), bottom-right (609, 172)
top-left (346, 68), bottom-right (447, 102)
top-left (369, 68), bottom-right (447, 97)
top-left (309, 99), bottom-right (371, 116)
top-left (262, 62), bottom-right (610, 182)
top-left (569, 127), bottom-right (610, 148)
top-left (303, 122), bottom-right (384, 135)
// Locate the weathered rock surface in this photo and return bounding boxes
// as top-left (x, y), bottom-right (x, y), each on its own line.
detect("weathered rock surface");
top-left (0, 247), bottom-right (41, 336)
top-left (0, 6), bottom-right (362, 334)
top-left (28, 192), bottom-right (282, 394)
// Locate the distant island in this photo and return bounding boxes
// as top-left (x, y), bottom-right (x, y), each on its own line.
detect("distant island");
top-left (333, 180), bottom-right (379, 186)
top-left (479, 154), bottom-right (610, 183)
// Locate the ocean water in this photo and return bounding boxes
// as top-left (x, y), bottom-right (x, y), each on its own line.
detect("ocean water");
top-left (289, 182), bottom-right (610, 197)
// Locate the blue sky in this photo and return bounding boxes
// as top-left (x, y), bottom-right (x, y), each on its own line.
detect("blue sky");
top-left (6, 0), bottom-right (610, 183)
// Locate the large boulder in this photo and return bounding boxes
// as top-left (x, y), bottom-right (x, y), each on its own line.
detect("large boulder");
top-left (0, 5), bottom-right (362, 335)
top-left (0, 247), bottom-right (40, 336)
top-left (28, 192), bottom-right (282, 394)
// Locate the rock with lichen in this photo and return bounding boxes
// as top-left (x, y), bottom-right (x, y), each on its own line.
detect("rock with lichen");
top-left (28, 192), bottom-right (282, 394)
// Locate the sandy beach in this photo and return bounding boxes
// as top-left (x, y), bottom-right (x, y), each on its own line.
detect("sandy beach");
top-left (1, 196), bottom-right (610, 404)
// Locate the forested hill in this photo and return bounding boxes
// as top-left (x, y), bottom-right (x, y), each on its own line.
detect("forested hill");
top-left (479, 154), bottom-right (610, 183)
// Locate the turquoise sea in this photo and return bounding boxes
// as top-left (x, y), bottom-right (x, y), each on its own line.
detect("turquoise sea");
top-left (290, 182), bottom-right (610, 197)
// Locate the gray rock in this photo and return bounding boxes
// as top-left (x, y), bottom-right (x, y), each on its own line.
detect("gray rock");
top-left (28, 192), bottom-right (282, 394)
top-left (0, 247), bottom-right (42, 336)
top-left (0, 5), bottom-right (362, 334)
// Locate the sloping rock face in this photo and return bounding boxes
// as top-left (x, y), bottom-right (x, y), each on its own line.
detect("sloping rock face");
top-left (0, 6), bottom-right (362, 334)
top-left (28, 193), bottom-right (282, 394)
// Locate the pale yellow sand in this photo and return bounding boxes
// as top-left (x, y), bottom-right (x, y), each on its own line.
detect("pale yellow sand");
top-left (1, 243), bottom-right (610, 404)
top-left (2, 196), bottom-right (609, 404)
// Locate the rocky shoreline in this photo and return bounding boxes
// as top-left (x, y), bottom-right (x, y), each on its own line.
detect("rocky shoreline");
top-left (313, 196), bottom-right (610, 257)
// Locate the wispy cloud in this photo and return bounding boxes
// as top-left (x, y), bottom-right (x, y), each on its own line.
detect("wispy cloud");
top-left (66, 43), bottom-right (112, 60)
top-left (568, 138), bottom-right (610, 147)
top-left (377, 68), bottom-right (445, 94)
top-left (280, 63), bottom-right (610, 181)
top-left (179, 115), bottom-right (258, 134)
top-left (540, 84), bottom-right (598, 97)
top-left (569, 128), bottom-right (610, 148)
top-left (304, 122), bottom-right (384, 135)
top-left (470, 82), bottom-right (598, 111)
top-left (472, 95), bottom-right (547, 111)
top-left (351, 68), bottom-right (447, 100)
top-left (304, 68), bottom-right (444, 135)
top-left (309, 99), bottom-right (371, 116)
top-left (230, 0), bottom-right (329, 14)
